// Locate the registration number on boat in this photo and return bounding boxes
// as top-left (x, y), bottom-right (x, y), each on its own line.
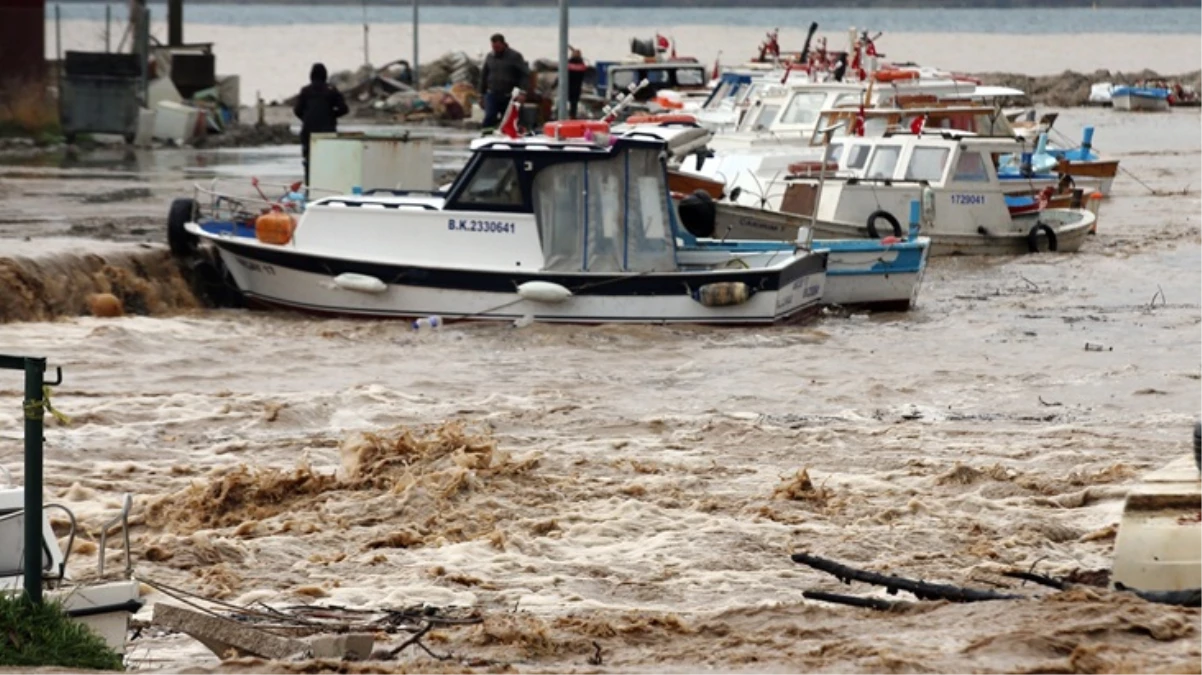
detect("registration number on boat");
top-left (950, 194), bottom-right (986, 205)
top-left (234, 256), bottom-right (276, 275)
top-left (448, 219), bottom-right (516, 234)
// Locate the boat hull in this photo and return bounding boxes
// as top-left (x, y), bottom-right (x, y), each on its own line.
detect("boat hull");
top-left (705, 203), bottom-right (930, 311)
top-left (199, 234), bottom-right (828, 326)
top-left (810, 213), bottom-right (1093, 256)
top-left (1112, 92), bottom-right (1171, 112)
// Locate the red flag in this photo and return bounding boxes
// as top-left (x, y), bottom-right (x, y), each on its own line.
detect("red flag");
top-left (909, 113), bottom-right (926, 135)
top-left (852, 105), bottom-right (866, 137)
top-left (656, 34), bottom-right (670, 52)
top-left (498, 97), bottom-right (521, 139)
top-left (711, 53), bottom-right (721, 80)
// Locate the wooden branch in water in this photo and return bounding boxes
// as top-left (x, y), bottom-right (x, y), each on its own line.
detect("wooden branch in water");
top-left (790, 552), bottom-right (1024, 603)
top-left (1114, 583), bottom-right (1202, 608)
top-left (1003, 570), bottom-right (1067, 590)
top-left (803, 590), bottom-right (906, 611)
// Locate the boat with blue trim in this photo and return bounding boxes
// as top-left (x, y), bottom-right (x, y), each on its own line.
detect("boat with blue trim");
top-left (167, 119), bottom-right (828, 326)
top-left (1111, 85), bottom-right (1171, 112)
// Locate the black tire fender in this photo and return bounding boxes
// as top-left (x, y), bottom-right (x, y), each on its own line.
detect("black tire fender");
top-left (866, 210), bottom-right (902, 239)
top-left (167, 198), bottom-right (200, 258)
top-left (1027, 221), bottom-right (1059, 253)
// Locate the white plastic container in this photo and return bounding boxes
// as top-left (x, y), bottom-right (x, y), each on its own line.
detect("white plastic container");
top-left (309, 132), bottom-right (435, 194)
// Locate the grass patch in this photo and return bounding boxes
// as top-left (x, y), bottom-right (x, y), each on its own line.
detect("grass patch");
top-left (0, 592), bottom-right (124, 671)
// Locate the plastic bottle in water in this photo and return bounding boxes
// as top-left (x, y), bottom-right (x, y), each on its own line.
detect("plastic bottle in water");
top-left (412, 316), bottom-right (441, 330)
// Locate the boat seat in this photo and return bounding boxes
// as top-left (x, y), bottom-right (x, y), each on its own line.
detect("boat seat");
top-left (0, 487), bottom-right (67, 582)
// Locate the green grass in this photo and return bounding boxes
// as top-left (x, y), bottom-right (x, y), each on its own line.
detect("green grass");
top-left (0, 593), bottom-right (124, 671)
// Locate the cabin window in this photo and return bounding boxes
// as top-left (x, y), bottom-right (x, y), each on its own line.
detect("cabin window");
top-left (647, 70), bottom-right (669, 84)
top-left (742, 104), bottom-right (779, 132)
top-left (779, 92), bottom-right (827, 126)
top-left (612, 70), bottom-right (636, 91)
top-left (866, 145), bottom-right (902, 179)
top-left (456, 157), bottom-right (523, 207)
top-left (845, 144), bottom-right (871, 170)
top-left (826, 143), bottom-right (844, 165)
top-left (677, 69), bottom-right (706, 86)
top-left (952, 152), bottom-right (991, 182)
top-left (904, 147), bottom-right (950, 182)
top-left (531, 148), bottom-right (676, 274)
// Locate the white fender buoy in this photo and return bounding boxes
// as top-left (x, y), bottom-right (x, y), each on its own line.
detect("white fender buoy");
top-left (332, 273), bottom-right (387, 294)
top-left (517, 281), bottom-right (573, 303)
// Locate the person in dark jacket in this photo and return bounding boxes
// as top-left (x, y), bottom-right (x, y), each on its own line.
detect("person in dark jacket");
top-left (293, 63), bottom-right (349, 186)
top-left (479, 34), bottom-right (530, 129)
top-left (567, 48), bottom-right (587, 119)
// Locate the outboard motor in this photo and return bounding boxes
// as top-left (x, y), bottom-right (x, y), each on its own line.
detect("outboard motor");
top-left (677, 189), bottom-right (717, 239)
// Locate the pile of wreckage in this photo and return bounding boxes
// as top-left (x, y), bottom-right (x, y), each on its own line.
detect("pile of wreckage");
top-left (294, 52), bottom-right (601, 125)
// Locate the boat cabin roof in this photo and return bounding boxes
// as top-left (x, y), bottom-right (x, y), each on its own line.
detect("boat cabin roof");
top-left (817, 132), bottom-right (1019, 188)
top-left (810, 105), bottom-right (1018, 144)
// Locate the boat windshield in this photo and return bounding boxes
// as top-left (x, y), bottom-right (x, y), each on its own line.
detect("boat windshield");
top-left (778, 92), bottom-right (828, 126)
top-left (532, 147), bottom-right (676, 274)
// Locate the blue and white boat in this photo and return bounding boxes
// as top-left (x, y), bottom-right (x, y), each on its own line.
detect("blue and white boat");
top-left (674, 196), bottom-right (930, 312)
top-left (1111, 85), bottom-right (1171, 112)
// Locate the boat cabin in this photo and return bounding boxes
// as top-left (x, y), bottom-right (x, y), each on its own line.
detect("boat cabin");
top-left (779, 131), bottom-right (1030, 231)
top-left (809, 105), bottom-right (1019, 146)
top-left (308, 135), bottom-right (686, 275)
top-left (600, 61), bottom-right (710, 103)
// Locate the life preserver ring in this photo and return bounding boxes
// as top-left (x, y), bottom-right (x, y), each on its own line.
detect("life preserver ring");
top-left (625, 114), bottom-right (696, 125)
top-left (873, 69), bottom-right (920, 83)
top-left (866, 210), bottom-right (903, 239)
top-left (543, 120), bottom-right (611, 140)
top-left (1027, 222), bottom-right (1059, 253)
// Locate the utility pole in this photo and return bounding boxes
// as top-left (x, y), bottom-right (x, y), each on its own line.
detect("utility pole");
top-left (412, 0), bottom-right (420, 88)
top-left (556, 0), bottom-right (568, 120)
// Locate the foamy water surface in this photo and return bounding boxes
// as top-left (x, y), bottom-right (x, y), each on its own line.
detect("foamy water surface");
top-left (0, 109), bottom-right (1199, 671)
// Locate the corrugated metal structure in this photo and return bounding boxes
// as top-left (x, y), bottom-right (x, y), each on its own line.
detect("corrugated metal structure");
top-left (0, 0), bottom-right (46, 88)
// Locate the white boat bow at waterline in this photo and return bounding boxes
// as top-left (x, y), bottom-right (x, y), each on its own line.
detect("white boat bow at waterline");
top-left (174, 131), bottom-right (828, 325)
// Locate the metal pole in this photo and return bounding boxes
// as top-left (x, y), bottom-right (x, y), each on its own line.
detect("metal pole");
top-left (556, 0), bottom-right (568, 120)
top-left (136, 4), bottom-right (150, 105)
top-left (105, 5), bottom-right (111, 52)
top-left (22, 357), bottom-right (46, 604)
top-left (168, 0), bottom-right (183, 47)
top-left (411, 0), bottom-right (419, 88)
top-left (55, 5), bottom-right (61, 67)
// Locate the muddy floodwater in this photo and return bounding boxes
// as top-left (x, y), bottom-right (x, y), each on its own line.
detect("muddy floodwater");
top-left (0, 108), bottom-right (1199, 673)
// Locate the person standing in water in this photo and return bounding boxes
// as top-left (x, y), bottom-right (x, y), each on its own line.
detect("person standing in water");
top-left (479, 34), bottom-right (531, 129)
top-left (293, 63), bottom-right (349, 187)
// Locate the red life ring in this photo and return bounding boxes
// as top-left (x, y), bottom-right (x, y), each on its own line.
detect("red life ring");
top-left (625, 113), bottom-right (697, 125)
top-left (873, 69), bottom-right (920, 83)
top-left (543, 120), bottom-right (611, 139)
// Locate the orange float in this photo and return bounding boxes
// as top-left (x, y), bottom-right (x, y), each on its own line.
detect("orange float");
top-left (255, 210), bottom-right (297, 245)
top-left (873, 69), bottom-right (920, 83)
top-left (543, 120), bottom-right (611, 140)
top-left (624, 113), bottom-right (697, 125)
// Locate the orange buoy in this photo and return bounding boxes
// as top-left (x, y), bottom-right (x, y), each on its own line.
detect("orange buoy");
top-left (543, 120), bottom-right (611, 140)
top-left (873, 69), bottom-right (920, 83)
top-left (255, 210), bottom-right (297, 245)
top-left (86, 293), bottom-right (124, 318)
top-left (625, 113), bottom-right (697, 125)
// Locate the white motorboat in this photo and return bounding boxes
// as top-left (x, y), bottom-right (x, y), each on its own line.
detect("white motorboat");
top-left (766, 130), bottom-right (1095, 256)
top-left (171, 119), bottom-right (828, 326)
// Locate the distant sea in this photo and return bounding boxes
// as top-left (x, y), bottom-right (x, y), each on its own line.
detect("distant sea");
top-left (47, 4), bottom-right (1202, 34)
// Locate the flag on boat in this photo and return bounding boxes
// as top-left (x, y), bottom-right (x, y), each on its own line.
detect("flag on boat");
top-left (852, 104), bottom-right (866, 136)
top-left (909, 113), bottom-right (927, 135)
top-left (711, 52), bottom-right (721, 80)
top-left (499, 96), bottom-right (521, 139)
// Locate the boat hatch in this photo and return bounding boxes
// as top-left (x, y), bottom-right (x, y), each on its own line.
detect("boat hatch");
top-left (533, 146), bottom-right (677, 273)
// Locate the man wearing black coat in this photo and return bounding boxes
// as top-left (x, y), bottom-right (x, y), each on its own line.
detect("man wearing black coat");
top-left (479, 34), bottom-right (530, 129)
top-left (293, 63), bottom-right (349, 186)
top-left (567, 48), bottom-right (587, 119)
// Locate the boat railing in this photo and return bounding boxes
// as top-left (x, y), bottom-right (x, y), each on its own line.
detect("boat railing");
top-left (97, 493), bottom-right (132, 580)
